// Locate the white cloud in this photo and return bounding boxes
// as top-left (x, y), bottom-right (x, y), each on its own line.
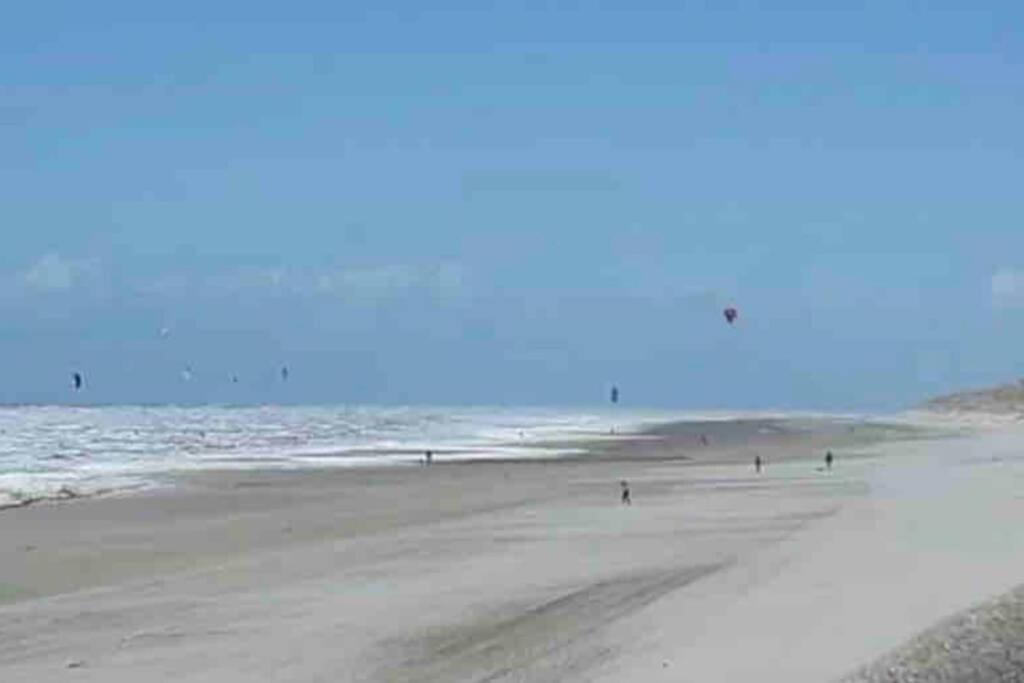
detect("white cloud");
top-left (139, 273), bottom-right (192, 298)
top-left (314, 263), bottom-right (468, 302)
top-left (141, 263), bottom-right (468, 303)
top-left (435, 263), bottom-right (467, 298)
top-left (992, 268), bottom-right (1024, 308)
top-left (332, 265), bottom-right (420, 297)
top-left (331, 264), bottom-right (468, 303)
top-left (20, 253), bottom-right (96, 292)
top-left (207, 267), bottom-right (290, 294)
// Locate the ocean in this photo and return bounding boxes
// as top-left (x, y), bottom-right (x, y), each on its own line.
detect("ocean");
top-left (0, 405), bottom-right (692, 508)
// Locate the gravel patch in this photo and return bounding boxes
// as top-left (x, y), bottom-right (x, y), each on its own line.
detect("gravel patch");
top-left (842, 584), bottom-right (1024, 682)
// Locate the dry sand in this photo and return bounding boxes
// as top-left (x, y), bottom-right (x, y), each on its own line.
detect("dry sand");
top-left (2, 416), bottom-right (1022, 681)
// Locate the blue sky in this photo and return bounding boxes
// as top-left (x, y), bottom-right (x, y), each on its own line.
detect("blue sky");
top-left (2, 1), bottom-right (1023, 409)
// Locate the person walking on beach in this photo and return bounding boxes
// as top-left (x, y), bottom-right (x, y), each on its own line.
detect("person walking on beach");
top-left (755, 455), bottom-right (762, 474)
top-left (424, 450), bottom-right (433, 465)
top-left (825, 450), bottom-right (834, 470)
top-left (620, 480), bottom-right (631, 505)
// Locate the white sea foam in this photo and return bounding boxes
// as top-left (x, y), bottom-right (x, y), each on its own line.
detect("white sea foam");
top-left (0, 405), bottom-right (695, 506)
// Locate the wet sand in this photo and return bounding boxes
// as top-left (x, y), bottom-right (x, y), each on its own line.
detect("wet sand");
top-left (1, 416), bottom-right (1015, 681)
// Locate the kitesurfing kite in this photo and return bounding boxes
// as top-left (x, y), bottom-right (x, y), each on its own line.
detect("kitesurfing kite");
top-left (723, 307), bottom-right (738, 325)
top-left (610, 386), bottom-right (620, 404)
top-left (281, 366), bottom-right (289, 382)
top-left (72, 372), bottom-right (83, 391)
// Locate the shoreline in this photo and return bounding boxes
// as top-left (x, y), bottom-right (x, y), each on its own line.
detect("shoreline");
top-left (3, 414), bottom-right (1013, 681)
top-left (0, 406), bottom-right (686, 511)
top-left (0, 412), bottom-right (916, 513)
top-left (0, 415), bottom-right (873, 601)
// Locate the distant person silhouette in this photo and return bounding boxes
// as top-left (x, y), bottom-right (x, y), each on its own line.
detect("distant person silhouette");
top-left (825, 451), bottom-right (834, 470)
top-left (755, 455), bottom-right (762, 474)
top-left (620, 480), bottom-right (631, 506)
top-left (424, 450), bottom-right (433, 465)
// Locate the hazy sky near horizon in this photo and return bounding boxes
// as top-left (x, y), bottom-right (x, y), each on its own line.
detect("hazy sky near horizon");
top-left (2, 1), bottom-right (1023, 409)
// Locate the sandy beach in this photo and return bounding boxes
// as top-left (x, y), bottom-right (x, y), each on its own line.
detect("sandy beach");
top-left (3, 416), bottom-right (1023, 681)
top-left (8, 0), bottom-right (1021, 678)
